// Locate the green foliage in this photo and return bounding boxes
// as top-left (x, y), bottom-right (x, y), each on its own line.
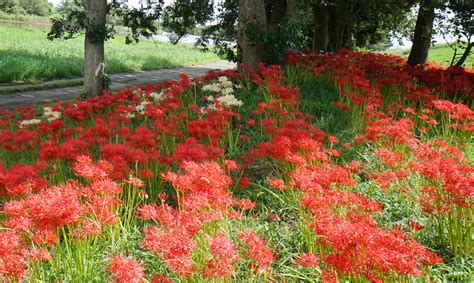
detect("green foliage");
top-left (0, 0), bottom-right (53, 16)
top-left (0, 0), bottom-right (21, 12)
top-left (19, 0), bottom-right (54, 16)
top-left (196, 0), bottom-right (415, 63)
top-left (162, 0), bottom-right (214, 45)
top-left (48, 0), bottom-right (163, 44)
top-left (435, 0), bottom-right (473, 66)
top-left (196, 0), bottom-right (239, 62)
top-left (56, 0), bottom-right (80, 14)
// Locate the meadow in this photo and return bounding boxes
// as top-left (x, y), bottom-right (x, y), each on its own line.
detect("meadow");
top-left (387, 43), bottom-right (474, 67)
top-left (0, 50), bottom-right (472, 282)
top-left (0, 25), bottom-right (218, 84)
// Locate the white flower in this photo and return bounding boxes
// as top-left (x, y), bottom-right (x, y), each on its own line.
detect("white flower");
top-left (217, 95), bottom-right (244, 108)
top-left (43, 107), bottom-right (62, 122)
top-left (218, 76), bottom-right (229, 83)
top-left (221, 87), bottom-right (234, 95)
top-left (202, 83), bottom-right (221, 92)
top-left (150, 91), bottom-right (166, 102)
top-left (20, 119), bottom-right (42, 128)
top-left (135, 101), bottom-right (150, 114)
top-left (222, 80), bottom-right (233, 88)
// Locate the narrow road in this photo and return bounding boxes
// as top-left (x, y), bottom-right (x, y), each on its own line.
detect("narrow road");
top-left (0, 60), bottom-right (235, 110)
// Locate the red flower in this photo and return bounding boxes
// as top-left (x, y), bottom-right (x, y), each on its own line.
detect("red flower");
top-left (143, 226), bottom-right (196, 276)
top-left (203, 235), bottom-right (239, 278)
top-left (292, 252), bottom-right (319, 268)
top-left (267, 177), bottom-right (286, 190)
top-left (109, 256), bottom-right (144, 283)
top-left (240, 231), bottom-right (274, 271)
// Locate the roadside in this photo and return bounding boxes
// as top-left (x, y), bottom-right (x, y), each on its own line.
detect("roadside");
top-left (0, 60), bottom-right (235, 110)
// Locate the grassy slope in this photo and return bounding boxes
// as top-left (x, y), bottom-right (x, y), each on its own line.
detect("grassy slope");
top-left (386, 43), bottom-right (474, 67)
top-left (0, 25), bottom-right (218, 84)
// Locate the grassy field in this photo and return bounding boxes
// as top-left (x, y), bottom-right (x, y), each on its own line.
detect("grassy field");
top-left (386, 43), bottom-right (473, 67)
top-left (0, 25), bottom-right (218, 84)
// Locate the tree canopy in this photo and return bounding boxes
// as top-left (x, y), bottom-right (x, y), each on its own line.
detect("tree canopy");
top-left (0, 0), bottom-right (54, 16)
top-left (48, 0), bottom-right (164, 98)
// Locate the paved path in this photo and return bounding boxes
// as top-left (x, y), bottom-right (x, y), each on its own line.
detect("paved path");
top-left (0, 60), bottom-right (235, 110)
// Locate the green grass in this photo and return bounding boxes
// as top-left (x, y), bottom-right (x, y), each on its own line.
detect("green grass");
top-left (0, 25), bottom-right (219, 84)
top-left (386, 43), bottom-right (473, 67)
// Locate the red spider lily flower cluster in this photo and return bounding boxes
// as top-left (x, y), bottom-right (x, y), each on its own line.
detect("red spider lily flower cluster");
top-left (240, 231), bottom-right (275, 272)
top-left (0, 48), bottom-right (471, 281)
top-left (108, 256), bottom-right (144, 283)
top-left (245, 61), bottom-right (448, 280)
top-left (141, 160), bottom-right (267, 277)
top-left (1, 156), bottom-right (123, 281)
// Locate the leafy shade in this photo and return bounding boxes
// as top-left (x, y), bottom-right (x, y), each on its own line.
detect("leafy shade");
top-left (162, 0), bottom-right (214, 45)
top-left (47, 0), bottom-right (164, 44)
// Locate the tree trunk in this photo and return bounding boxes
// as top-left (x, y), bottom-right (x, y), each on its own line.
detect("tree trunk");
top-left (238, 0), bottom-right (267, 69)
top-left (312, 4), bottom-right (329, 52)
top-left (82, 0), bottom-right (107, 97)
top-left (267, 0), bottom-right (287, 32)
top-left (327, 5), bottom-right (344, 52)
top-left (287, 0), bottom-right (296, 17)
top-left (454, 42), bottom-right (473, 67)
top-left (407, 0), bottom-right (435, 66)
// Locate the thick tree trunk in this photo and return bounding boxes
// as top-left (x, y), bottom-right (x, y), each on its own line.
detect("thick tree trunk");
top-left (327, 6), bottom-right (344, 52)
top-left (312, 4), bottom-right (329, 52)
top-left (407, 0), bottom-right (435, 66)
top-left (454, 42), bottom-right (473, 67)
top-left (238, 0), bottom-right (267, 69)
top-left (82, 0), bottom-right (107, 97)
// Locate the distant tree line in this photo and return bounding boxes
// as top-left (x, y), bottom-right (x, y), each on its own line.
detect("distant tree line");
top-left (0, 0), bottom-right (54, 17)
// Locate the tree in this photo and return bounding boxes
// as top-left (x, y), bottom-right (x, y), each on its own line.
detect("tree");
top-left (311, 1), bottom-right (329, 52)
top-left (436, 0), bottom-right (473, 67)
top-left (307, 0), bottom-right (415, 52)
top-left (56, 0), bottom-right (80, 14)
top-left (196, 0), bottom-right (239, 62)
top-left (162, 0), bottom-right (213, 45)
top-left (19, 0), bottom-right (54, 16)
top-left (184, 0), bottom-right (415, 66)
top-left (196, 0), bottom-right (293, 66)
top-left (0, 0), bottom-right (20, 12)
top-left (237, 0), bottom-right (267, 68)
top-left (48, 0), bottom-right (163, 98)
top-left (407, 0), bottom-right (438, 66)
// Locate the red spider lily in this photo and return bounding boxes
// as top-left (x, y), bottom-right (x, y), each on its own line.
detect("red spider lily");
top-left (4, 185), bottom-right (82, 234)
top-left (203, 235), bottom-right (239, 278)
top-left (240, 231), bottom-right (275, 272)
top-left (174, 137), bottom-right (222, 163)
top-left (292, 252), bottom-right (320, 268)
top-left (311, 210), bottom-right (441, 276)
top-left (108, 256), bottom-right (144, 283)
top-left (267, 177), bottom-right (286, 190)
top-left (163, 161), bottom-right (233, 212)
top-left (239, 176), bottom-right (251, 188)
top-left (143, 226), bottom-right (196, 276)
top-left (0, 231), bottom-right (27, 280)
